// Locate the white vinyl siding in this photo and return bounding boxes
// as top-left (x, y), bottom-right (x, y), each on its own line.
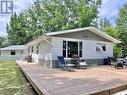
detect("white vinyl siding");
top-left (83, 40), bottom-right (113, 59)
top-left (29, 39), bottom-right (52, 64)
top-left (51, 37), bottom-right (113, 60)
top-left (51, 37), bottom-right (63, 60)
top-left (29, 39), bottom-right (52, 55)
top-left (39, 40), bottom-right (51, 54)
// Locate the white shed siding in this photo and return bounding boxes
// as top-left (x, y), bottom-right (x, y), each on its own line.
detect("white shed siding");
top-left (51, 37), bottom-right (63, 60)
top-left (0, 50), bottom-right (25, 60)
top-left (83, 40), bottom-right (113, 59)
top-left (1, 50), bottom-right (23, 57)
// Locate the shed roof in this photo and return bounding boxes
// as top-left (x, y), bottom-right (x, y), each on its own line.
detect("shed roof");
top-left (0, 45), bottom-right (26, 51)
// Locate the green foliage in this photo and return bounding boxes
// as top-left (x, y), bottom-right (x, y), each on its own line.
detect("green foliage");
top-left (99, 18), bottom-right (122, 58)
top-left (104, 27), bottom-right (119, 38)
top-left (7, 0), bottom-right (101, 45)
top-left (7, 13), bottom-right (29, 45)
top-left (97, 18), bottom-right (111, 31)
top-left (0, 37), bottom-right (7, 48)
top-left (104, 27), bottom-right (122, 58)
top-left (116, 3), bottom-right (127, 57)
top-left (113, 45), bottom-right (122, 58)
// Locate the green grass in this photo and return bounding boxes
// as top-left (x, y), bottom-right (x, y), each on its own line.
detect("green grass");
top-left (0, 61), bottom-right (37, 95)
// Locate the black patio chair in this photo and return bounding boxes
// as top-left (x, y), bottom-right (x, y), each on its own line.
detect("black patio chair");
top-left (115, 59), bottom-right (125, 69)
top-left (57, 56), bottom-right (75, 72)
top-left (72, 55), bottom-right (87, 69)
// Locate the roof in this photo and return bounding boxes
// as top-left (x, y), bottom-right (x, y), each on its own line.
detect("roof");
top-left (0, 45), bottom-right (26, 51)
top-left (27, 27), bottom-right (121, 45)
top-left (45, 27), bottom-right (121, 43)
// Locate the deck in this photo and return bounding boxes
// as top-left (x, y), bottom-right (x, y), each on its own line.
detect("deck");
top-left (16, 61), bottom-right (127, 95)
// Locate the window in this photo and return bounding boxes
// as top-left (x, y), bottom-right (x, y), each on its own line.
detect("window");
top-left (31, 46), bottom-right (34, 52)
top-left (63, 41), bottom-right (66, 57)
top-left (63, 41), bottom-right (82, 58)
top-left (68, 41), bottom-right (78, 58)
top-left (79, 42), bottom-right (82, 57)
top-left (37, 44), bottom-right (40, 54)
top-left (21, 51), bottom-right (23, 54)
top-left (28, 47), bottom-right (30, 54)
top-left (96, 43), bottom-right (106, 52)
top-left (11, 51), bottom-right (16, 55)
top-left (102, 46), bottom-right (106, 51)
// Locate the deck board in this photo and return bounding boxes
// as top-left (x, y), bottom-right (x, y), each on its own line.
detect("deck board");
top-left (17, 61), bottom-right (127, 95)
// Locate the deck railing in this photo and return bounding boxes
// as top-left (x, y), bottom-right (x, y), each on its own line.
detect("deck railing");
top-left (32, 53), bottom-right (52, 68)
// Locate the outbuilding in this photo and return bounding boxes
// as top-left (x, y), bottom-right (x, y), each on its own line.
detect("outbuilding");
top-left (0, 45), bottom-right (27, 60)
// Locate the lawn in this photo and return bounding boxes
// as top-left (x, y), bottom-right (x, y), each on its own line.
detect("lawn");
top-left (0, 61), bottom-right (37, 95)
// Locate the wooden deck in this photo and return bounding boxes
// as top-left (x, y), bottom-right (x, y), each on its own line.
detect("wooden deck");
top-left (16, 61), bottom-right (127, 95)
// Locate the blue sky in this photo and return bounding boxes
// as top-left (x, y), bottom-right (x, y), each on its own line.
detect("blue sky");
top-left (0, 0), bottom-right (127, 37)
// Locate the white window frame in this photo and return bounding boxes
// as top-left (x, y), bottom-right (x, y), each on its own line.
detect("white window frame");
top-left (63, 40), bottom-right (83, 58)
top-left (96, 43), bottom-right (106, 52)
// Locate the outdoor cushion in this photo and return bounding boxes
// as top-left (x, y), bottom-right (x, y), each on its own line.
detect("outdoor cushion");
top-left (66, 63), bottom-right (75, 67)
top-left (79, 62), bottom-right (87, 66)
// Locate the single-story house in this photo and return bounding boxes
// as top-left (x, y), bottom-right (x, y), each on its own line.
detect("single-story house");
top-left (26, 27), bottom-right (121, 68)
top-left (0, 45), bottom-right (27, 60)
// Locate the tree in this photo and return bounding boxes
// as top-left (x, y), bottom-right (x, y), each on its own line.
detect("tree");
top-left (7, 0), bottom-right (102, 45)
top-left (97, 17), bottom-right (122, 58)
top-left (97, 17), bottom-right (111, 31)
top-left (7, 12), bottom-right (28, 45)
top-left (105, 27), bottom-right (122, 58)
top-left (0, 37), bottom-right (8, 48)
top-left (104, 27), bottom-right (119, 38)
top-left (116, 3), bottom-right (127, 57)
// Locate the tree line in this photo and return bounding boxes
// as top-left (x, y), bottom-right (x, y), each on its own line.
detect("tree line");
top-left (4, 0), bottom-right (127, 57)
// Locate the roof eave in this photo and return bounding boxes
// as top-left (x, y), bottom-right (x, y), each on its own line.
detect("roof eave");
top-left (89, 27), bottom-right (121, 44)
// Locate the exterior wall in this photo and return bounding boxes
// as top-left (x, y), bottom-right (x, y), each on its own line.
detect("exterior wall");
top-left (51, 37), bottom-right (113, 67)
top-left (27, 32), bottom-right (114, 68)
top-left (0, 50), bottom-right (26, 60)
top-left (53, 30), bottom-right (112, 42)
top-left (29, 39), bottom-right (51, 55)
top-left (51, 37), bottom-right (63, 67)
top-left (83, 40), bottom-right (113, 59)
top-left (28, 38), bottom-right (52, 68)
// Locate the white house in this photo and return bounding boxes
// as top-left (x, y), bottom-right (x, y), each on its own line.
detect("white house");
top-left (0, 45), bottom-right (27, 60)
top-left (26, 27), bottom-right (121, 68)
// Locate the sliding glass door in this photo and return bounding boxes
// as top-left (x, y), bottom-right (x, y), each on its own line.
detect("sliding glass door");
top-left (68, 41), bottom-right (78, 58)
top-left (63, 41), bottom-right (82, 58)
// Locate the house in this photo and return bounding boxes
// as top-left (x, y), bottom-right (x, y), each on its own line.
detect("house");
top-left (0, 45), bottom-right (27, 60)
top-left (26, 27), bottom-right (121, 68)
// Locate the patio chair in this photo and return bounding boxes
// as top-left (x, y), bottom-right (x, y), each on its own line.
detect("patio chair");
top-left (57, 56), bottom-right (75, 72)
top-left (115, 59), bottom-right (125, 69)
top-left (109, 57), bottom-right (117, 68)
top-left (72, 55), bottom-right (87, 69)
top-left (123, 58), bottom-right (127, 66)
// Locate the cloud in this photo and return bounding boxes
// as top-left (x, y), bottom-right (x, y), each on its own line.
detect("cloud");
top-left (99, 0), bottom-right (127, 24)
top-left (0, 0), bottom-right (127, 37)
top-left (0, 31), bottom-right (7, 37)
top-left (0, 0), bottom-right (33, 37)
top-left (13, 0), bottom-right (33, 13)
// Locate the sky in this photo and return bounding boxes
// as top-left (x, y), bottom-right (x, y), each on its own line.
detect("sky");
top-left (0, 0), bottom-right (127, 37)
